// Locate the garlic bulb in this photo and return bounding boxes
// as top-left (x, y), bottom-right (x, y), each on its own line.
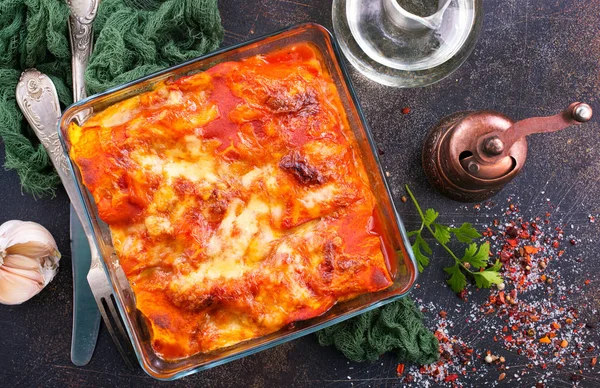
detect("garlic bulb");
top-left (0, 220), bottom-right (61, 305)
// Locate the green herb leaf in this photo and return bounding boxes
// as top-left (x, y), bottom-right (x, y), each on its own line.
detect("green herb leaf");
top-left (472, 268), bottom-right (503, 288)
top-left (461, 242), bottom-right (490, 269)
top-left (412, 234), bottom-right (431, 272)
top-left (423, 208), bottom-right (439, 226)
top-left (488, 259), bottom-right (502, 272)
top-left (444, 264), bottom-right (467, 293)
top-left (405, 185), bottom-right (503, 293)
top-left (432, 223), bottom-right (451, 245)
top-left (449, 222), bottom-right (481, 244)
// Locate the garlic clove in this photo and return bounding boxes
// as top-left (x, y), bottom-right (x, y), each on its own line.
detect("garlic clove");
top-left (2, 221), bottom-right (60, 260)
top-left (2, 262), bottom-right (45, 284)
top-left (0, 269), bottom-right (43, 305)
top-left (2, 253), bottom-right (41, 271)
top-left (6, 241), bottom-right (60, 262)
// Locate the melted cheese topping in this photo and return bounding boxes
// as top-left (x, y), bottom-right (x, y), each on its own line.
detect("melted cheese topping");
top-left (68, 43), bottom-right (393, 360)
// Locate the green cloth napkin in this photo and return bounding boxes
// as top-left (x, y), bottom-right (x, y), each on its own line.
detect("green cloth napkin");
top-left (316, 297), bottom-right (439, 364)
top-left (0, 0), bottom-right (438, 366)
top-left (0, 0), bottom-right (223, 196)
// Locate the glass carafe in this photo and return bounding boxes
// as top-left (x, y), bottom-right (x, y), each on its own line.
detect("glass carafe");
top-left (332, 0), bottom-right (483, 87)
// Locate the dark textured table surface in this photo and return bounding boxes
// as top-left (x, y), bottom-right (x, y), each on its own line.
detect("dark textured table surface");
top-left (1, 1), bottom-right (599, 387)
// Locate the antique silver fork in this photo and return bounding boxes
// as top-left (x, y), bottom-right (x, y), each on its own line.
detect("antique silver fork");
top-left (16, 69), bottom-right (136, 369)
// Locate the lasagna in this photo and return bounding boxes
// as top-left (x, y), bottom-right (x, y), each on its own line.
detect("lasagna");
top-left (68, 43), bottom-right (394, 359)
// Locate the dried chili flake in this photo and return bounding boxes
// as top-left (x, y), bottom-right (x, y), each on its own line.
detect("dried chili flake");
top-left (444, 374), bottom-right (459, 382)
top-left (401, 107), bottom-right (411, 114)
top-left (396, 363), bottom-right (405, 376)
top-left (523, 246), bottom-right (538, 254)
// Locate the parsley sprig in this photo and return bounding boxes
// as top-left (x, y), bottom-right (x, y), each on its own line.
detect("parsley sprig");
top-left (405, 185), bottom-right (503, 293)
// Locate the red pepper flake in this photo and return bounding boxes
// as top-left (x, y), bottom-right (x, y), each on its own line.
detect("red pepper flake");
top-left (401, 107), bottom-right (411, 114)
top-left (396, 363), bottom-right (405, 376)
top-left (498, 291), bottom-right (506, 304)
top-left (444, 374), bottom-right (459, 382)
top-left (550, 322), bottom-right (561, 330)
top-left (506, 238), bottom-right (518, 247)
top-left (584, 279), bottom-right (591, 286)
top-left (591, 357), bottom-right (597, 367)
top-left (569, 239), bottom-right (576, 245)
top-left (523, 246), bottom-right (539, 254)
top-left (439, 310), bottom-right (447, 318)
top-left (505, 335), bottom-right (513, 342)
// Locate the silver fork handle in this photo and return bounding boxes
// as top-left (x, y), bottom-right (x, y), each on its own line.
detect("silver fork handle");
top-left (67, 0), bottom-right (99, 102)
top-left (16, 69), bottom-right (99, 259)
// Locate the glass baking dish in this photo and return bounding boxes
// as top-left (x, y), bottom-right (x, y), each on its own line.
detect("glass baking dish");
top-left (58, 23), bottom-right (418, 380)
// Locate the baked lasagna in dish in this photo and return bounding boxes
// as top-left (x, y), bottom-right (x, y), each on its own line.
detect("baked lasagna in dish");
top-left (68, 43), bottom-right (394, 359)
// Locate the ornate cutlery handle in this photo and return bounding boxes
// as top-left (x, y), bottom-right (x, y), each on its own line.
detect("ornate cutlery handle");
top-left (67, 0), bottom-right (99, 102)
top-left (16, 69), bottom-right (99, 257)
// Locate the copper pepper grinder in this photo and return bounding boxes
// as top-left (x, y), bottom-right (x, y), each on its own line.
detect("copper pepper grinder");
top-left (422, 102), bottom-right (593, 202)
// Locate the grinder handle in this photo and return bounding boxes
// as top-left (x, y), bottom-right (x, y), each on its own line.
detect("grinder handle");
top-left (479, 102), bottom-right (592, 160)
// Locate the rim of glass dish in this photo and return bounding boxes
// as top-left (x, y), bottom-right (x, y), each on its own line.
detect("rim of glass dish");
top-left (58, 22), bottom-right (419, 380)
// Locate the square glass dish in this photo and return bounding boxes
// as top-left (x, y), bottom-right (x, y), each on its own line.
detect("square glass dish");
top-left (59, 23), bottom-right (418, 380)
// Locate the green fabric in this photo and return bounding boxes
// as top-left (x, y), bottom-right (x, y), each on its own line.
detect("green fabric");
top-left (316, 297), bottom-right (440, 364)
top-left (0, 0), bottom-right (223, 197)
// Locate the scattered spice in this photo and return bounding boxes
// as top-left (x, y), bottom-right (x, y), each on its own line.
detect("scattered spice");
top-left (398, 195), bottom-right (598, 386)
top-left (401, 107), bottom-right (411, 114)
top-left (401, 195), bottom-right (408, 203)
